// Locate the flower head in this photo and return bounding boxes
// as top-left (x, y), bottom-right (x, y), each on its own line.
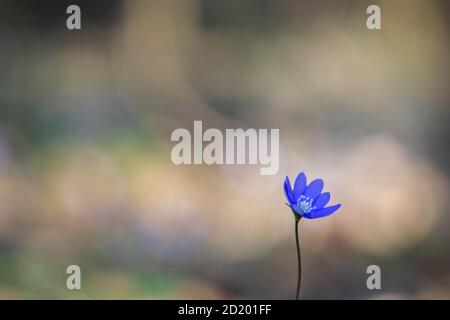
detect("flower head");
top-left (284, 172), bottom-right (341, 219)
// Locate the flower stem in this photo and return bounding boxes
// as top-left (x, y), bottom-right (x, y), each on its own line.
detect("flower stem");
top-left (295, 215), bottom-right (302, 300)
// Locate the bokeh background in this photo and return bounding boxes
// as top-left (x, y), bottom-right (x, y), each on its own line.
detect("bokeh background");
top-left (0, 0), bottom-right (449, 299)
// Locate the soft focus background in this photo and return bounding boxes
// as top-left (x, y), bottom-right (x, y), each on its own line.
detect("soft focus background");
top-left (0, 0), bottom-right (449, 299)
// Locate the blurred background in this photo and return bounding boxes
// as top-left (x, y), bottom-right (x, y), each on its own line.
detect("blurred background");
top-left (0, 0), bottom-right (449, 299)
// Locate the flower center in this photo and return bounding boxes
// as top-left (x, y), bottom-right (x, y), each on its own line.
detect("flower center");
top-left (297, 195), bottom-right (316, 213)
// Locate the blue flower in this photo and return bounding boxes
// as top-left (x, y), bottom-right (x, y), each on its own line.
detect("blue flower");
top-left (284, 172), bottom-right (341, 219)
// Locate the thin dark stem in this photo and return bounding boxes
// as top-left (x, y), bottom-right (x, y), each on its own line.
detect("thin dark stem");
top-left (295, 216), bottom-right (302, 300)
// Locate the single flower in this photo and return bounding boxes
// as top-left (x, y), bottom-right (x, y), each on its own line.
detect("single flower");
top-left (284, 172), bottom-right (341, 219)
top-left (283, 171), bottom-right (342, 300)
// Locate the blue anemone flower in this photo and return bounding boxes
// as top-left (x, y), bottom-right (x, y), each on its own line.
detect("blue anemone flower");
top-left (284, 172), bottom-right (341, 219)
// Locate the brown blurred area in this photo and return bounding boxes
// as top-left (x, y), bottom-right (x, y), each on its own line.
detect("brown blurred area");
top-left (0, 0), bottom-right (449, 299)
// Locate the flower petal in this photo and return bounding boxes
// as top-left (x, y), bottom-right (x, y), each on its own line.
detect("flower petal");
top-left (293, 172), bottom-right (307, 201)
top-left (291, 204), bottom-right (303, 216)
top-left (305, 204), bottom-right (341, 219)
top-left (283, 177), bottom-right (295, 205)
top-left (313, 192), bottom-right (330, 209)
top-left (302, 178), bottom-right (324, 199)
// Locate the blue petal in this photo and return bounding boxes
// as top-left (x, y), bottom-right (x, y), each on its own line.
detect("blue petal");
top-left (302, 178), bottom-right (324, 199)
top-left (313, 192), bottom-right (330, 209)
top-left (293, 172), bottom-right (307, 201)
top-left (291, 204), bottom-right (303, 216)
top-left (283, 177), bottom-right (295, 205)
top-left (304, 204), bottom-right (341, 219)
